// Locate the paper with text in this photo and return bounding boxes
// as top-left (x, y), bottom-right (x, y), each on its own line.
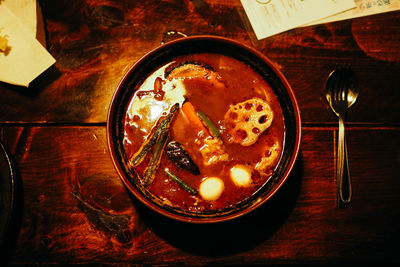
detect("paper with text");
top-left (241, 0), bottom-right (356, 39)
top-left (306, 0), bottom-right (400, 25)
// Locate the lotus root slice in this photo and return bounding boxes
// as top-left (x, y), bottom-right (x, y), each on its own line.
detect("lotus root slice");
top-left (224, 98), bottom-right (273, 146)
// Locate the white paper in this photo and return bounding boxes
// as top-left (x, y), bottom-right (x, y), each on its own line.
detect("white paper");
top-left (241, 0), bottom-right (356, 39)
top-left (305, 0), bottom-right (400, 25)
top-left (0, 3), bottom-right (55, 87)
top-left (3, 0), bottom-right (37, 37)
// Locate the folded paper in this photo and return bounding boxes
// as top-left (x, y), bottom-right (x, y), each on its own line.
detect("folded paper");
top-left (4, 0), bottom-right (37, 38)
top-left (0, 0), bottom-right (55, 87)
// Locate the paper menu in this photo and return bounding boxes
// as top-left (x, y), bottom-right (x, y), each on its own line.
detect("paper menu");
top-left (241, 0), bottom-right (356, 40)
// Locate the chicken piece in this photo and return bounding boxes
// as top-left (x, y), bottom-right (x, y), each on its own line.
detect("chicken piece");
top-left (255, 140), bottom-right (281, 175)
top-left (199, 137), bottom-right (229, 166)
top-left (224, 98), bottom-right (273, 146)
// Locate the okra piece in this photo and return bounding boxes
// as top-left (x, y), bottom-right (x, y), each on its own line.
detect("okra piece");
top-left (141, 104), bottom-right (179, 185)
top-left (164, 168), bottom-right (198, 195)
top-left (196, 110), bottom-right (220, 139)
top-left (129, 104), bottom-right (179, 167)
top-left (143, 130), bottom-right (169, 186)
top-left (130, 133), bottom-right (159, 167)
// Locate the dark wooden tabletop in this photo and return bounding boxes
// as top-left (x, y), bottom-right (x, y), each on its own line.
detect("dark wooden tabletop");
top-left (1, 0), bottom-right (400, 265)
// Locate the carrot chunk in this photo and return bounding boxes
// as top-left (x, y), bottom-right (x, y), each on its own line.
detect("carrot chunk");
top-left (181, 102), bottom-right (209, 135)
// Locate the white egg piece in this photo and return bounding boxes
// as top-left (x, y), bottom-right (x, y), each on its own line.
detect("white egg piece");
top-left (230, 165), bottom-right (252, 187)
top-left (199, 177), bottom-right (224, 201)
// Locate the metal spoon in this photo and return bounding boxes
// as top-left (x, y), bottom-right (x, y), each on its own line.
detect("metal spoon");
top-left (325, 66), bottom-right (359, 208)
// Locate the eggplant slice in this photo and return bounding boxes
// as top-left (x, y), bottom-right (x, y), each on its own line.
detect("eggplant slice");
top-left (166, 141), bottom-right (200, 175)
top-left (165, 61), bottom-right (226, 88)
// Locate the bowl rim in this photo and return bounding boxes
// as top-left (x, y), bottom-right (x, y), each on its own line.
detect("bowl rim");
top-left (107, 35), bottom-right (301, 223)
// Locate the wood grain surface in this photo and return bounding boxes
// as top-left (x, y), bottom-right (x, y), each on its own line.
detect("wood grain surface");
top-left (0, 1), bottom-right (399, 125)
top-left (1, 0), bottom-right (400, 265)
top-left (0, 126), bottom-right (399, 265)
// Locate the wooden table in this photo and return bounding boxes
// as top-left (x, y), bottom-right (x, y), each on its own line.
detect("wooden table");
top-left (1, 1), bottom-right (400, 265)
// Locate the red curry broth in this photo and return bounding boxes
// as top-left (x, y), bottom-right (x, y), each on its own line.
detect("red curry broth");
top-left (123, 53), bottom-right (285, 212)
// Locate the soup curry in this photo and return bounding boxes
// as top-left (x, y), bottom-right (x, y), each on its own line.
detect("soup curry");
top-left (123, 53), bottom-right (285, 212)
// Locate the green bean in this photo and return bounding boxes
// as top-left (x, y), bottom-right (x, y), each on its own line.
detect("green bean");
top-left (164, 168), bottom-right (198, 195)
top-left (129, 104), bottom-right (179, 167)
top-left (196, 110), bottom-right (220, 139)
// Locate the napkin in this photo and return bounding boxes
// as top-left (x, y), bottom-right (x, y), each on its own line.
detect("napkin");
top-left (0, 0), bottom-right (55, 87)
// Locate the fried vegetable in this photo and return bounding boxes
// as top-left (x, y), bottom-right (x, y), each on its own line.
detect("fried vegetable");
top-left (224, 98), bottom-right (273, 146)
top-left (196, 110), bottom-right (220, 139)
top-left (143, 130), bottom-right (169, 186)
top-left (164, 168), bottom-right (198, 195)
top-left (165, 62), bottom-right (214, 79)
top-left (166, 141), bottom-right (200, 175)
top-left (129, 133), bottom-right (158, 167)
top-left (165, 61), bottom-right (226, 89)
top-left (129, 104), bottom-right (179, 167)
top-left (181, 102), bottom-right (220, 139)
top-left (132, 104), bottom-right (179, 186)
top-left (181, 102), bottom-right (209, 135)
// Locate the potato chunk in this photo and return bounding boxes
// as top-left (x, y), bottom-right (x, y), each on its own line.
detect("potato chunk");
top-left (199, 177), bottom-right (224, 201)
